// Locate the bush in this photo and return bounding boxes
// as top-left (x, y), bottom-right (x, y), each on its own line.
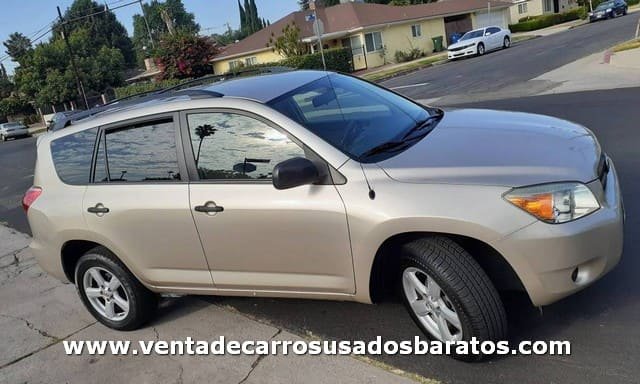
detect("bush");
top-left (236, 48), bottom-right (354, 74)
top-left (156, 32), bottom-right (218, 80)
top-left (394, 48), bottom-right (424, 63)
top-left (280, 48), bottom-right (353, 73)
top-left (509, 9), bottom-right (584, 32)
top-left (113, 79), bottom-right (183, 99)
top-left (628, 0), bottom-right (639, 5)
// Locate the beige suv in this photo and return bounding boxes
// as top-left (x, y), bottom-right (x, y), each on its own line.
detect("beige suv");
top-left (25, 71), bottom-right (623, 358)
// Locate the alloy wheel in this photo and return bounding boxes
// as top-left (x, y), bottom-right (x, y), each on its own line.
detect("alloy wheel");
top-left (402, 267), bottom-right (463, 342)
top-left (83, 266), bottom-right (130, 321)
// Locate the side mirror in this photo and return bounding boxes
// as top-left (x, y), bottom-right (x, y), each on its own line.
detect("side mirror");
top-left (272, 157), bottom-right (320, 190)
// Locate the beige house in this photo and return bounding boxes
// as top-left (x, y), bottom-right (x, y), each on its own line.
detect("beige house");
top-left (211, 0), bottom-right (512, 74)
top-left (508, 0), bottom-right (580, 23)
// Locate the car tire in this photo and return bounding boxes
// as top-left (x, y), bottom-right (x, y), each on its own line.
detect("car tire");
top-left (477, 43), bottom-right (485, 56)
top-left (0, 134), bottom-right (4, 142)
top-left (399, 237), bottom-right (507, 361)
top-left (623, 8), bottom-right (627, 15)
top-left (75, 246), bottom-right (157, 330)
top-left (503, 36), bottom-right (511, 49)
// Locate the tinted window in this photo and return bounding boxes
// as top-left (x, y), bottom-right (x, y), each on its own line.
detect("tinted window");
top-left (487, 27), bottom-right (501, 34)
top-left (186, 112), bottom-right (305, 180)
top-left (95, 119), bottom-right (180, 182)
top-left (460, 29), bottom-right (484, 40)
top-left (268, 73), bottom-right (432, 160)
top-left (50, 128), bottom-right (98, 185)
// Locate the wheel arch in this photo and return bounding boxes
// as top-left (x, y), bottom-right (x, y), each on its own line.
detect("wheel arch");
top-left (368, 232), bottom-right (526, 303)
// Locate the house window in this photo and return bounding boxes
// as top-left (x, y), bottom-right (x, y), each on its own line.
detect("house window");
top-left (228, 60), bottom-right (242, 71)
top-left (411, 24), bottom-right (422, 38)
top-left (518, 2), bottom-right (528, 14)
top-left (341, 35), bottom-right (364, 55)
top-left (245, 57), bottom-right (257, 66)
top-left (364, 31), bottom-right (383, 53)
top-left (543, 0), bottom-right (553, 12)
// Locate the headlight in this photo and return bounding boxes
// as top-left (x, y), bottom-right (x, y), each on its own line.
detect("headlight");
top-left (589, 12), bottom-right (593, 15)
top-left (504, 182), bottom-right (600, 224)
top-left (606, 8), bottom-right (612, 11)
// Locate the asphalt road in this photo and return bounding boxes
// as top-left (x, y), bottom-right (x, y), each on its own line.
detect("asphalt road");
top-left (1, 87), bottom-right (639, 383)
top-left (381, 14), bottom-right (639, 103)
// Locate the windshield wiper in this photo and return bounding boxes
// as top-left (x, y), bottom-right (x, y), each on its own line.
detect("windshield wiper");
top-left (401, 109), bottom-right (444, 141)
top-left (359, 110), bottom-right (444, 160)
top-left (359, 140), bottom-right (413, 159)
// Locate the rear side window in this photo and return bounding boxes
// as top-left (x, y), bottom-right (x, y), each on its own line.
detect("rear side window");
top-left (93, 119), bottom-right (180, 182)
top-left (50, 128), bottom-right (98, 185)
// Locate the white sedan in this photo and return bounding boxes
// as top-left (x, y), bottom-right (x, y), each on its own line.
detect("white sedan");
top-left (447, 26), bottom-right (511, 60)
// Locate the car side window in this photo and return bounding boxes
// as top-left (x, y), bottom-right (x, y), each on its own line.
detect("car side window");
top-left (487, 27), bottom-right (501, 34)
top-left (50, 128), bottom-right (98, 185)
top-left (93, 119), bottom-right (180, 182)
top-left (186, 112), bottom-right (306, 180)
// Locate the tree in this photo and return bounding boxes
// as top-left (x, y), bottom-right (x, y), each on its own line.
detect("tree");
top-left (268, 23), bottom-right (309, 58)
top-left (132, 0), bottom-right (200, 61)
top-left (156, 32), bottom-right (218, 80)
top-left (238, 0), bottom-right (266, 39)
top-left (51, 0), bottom-right (135, 66)
top-left (12, 0), bottom-right (128, 109)
top-left (0, 63), bottom-right (14, 99)
top-left (3, 32), bottom-right (32, 65)
top-left (298, 0), bottom-right (340, 10)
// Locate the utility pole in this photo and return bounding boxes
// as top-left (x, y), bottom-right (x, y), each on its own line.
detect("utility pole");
top-left (307, 1), bottom-right (326, 71)
top-left (138, 0), bottom-right (155, 49)
top-left (57, 6), bottom-right (89, 110)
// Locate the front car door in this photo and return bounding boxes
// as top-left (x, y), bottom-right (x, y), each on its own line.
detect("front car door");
top-left (182, 109), bottom-right (355, 294)
top-left (82, 114), bottom-right (213, 290)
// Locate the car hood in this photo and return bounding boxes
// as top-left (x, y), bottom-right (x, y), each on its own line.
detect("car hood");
top-left (448, 38), bottom-right (482, 49)
top-left (378, 109), bottom-right (602, 187)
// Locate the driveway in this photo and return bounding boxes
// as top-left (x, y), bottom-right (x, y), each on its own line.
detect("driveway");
top-left (381, 14), bottom-right (639, 104)
top-left (1, 87), bottom-right (639, 383)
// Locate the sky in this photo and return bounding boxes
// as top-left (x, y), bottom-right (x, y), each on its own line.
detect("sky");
top-left (0, 0), bottom-right (300, 74)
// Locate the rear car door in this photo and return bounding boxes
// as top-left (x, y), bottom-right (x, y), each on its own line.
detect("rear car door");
top-left (83, 114), bottom-right (213, 289)
top-left (486, 27), bottom-right (502, 49)
top-left (182, 109), bottom-right (355, 294)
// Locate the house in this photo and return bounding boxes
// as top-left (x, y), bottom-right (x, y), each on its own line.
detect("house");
top-left (508, 0), bottom-right (580, 24)
top-left (211, 0), bottom-right (513, 73)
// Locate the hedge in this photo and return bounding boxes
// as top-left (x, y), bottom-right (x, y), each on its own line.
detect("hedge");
top-left (113, 78), bottom-right (183, 99)
top-left (509, 8), bottom-right (585, 32)
top-left (233, 48), bottom-right (354, 74)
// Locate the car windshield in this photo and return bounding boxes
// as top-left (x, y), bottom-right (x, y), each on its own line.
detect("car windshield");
top-left (268, 73), bottom-right (437, 161)
top-left (460, 29), bottom-right (485, 41)
top-left (596, 1), bottom-right (615, 9)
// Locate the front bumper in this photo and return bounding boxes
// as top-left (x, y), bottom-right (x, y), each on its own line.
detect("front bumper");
top-left (495, 157), bottom-right (624, 306)
top-left (448, 47), bottom-right (476, 59)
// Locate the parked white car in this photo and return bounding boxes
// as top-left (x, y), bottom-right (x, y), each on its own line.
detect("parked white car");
top-left (447, 26), bottom-right (511, 60)
top-left (0, 122), bottom-right (29, 141)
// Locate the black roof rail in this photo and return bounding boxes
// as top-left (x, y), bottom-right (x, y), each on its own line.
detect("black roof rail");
top-left (69, 66), bottom-right (294, 124)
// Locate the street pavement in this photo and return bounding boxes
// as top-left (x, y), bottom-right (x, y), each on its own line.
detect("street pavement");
top-left (381, 14), bottom-right (639, 104)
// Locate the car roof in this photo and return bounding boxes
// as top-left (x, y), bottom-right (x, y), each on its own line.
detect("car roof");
top-left (198, 70), bottom-right (327, 103)
top-left (69, 69), bottom-right (328, 125)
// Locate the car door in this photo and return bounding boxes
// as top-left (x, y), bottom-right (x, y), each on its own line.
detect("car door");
top-left (181, 109), bottom-right (355, 294)
top-left (486, 27), bottom-right (501, 49)
top-left (83, 113), bottom-right (213, 289)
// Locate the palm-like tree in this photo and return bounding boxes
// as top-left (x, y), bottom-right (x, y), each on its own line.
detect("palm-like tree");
top-left (194, 124), bottom-right (217, 166)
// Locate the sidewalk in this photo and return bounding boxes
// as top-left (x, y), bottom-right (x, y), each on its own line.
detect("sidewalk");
top-left (0, 224), bottom-right (424, 384)
top-left (533, 47), bottom-right (640, 95)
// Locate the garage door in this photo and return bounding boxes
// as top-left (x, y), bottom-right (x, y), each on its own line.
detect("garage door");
top-left (475, 9), bottom-right (508, 28)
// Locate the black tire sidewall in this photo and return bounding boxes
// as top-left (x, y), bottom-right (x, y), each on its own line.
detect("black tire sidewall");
top-left (399, 257), bottom-right (476, 345)
top-left (478, 44), bottom-right (485, 55)
top-left (75, 251), bottom-right (151, 331)
top-left (504, 37), bottom-right (510, 48)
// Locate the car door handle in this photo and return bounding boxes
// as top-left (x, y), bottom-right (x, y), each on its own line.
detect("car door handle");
top-left (87, 204), bottom-right (109, 215)
top-left (195, 203), bottom-right (224, 213)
